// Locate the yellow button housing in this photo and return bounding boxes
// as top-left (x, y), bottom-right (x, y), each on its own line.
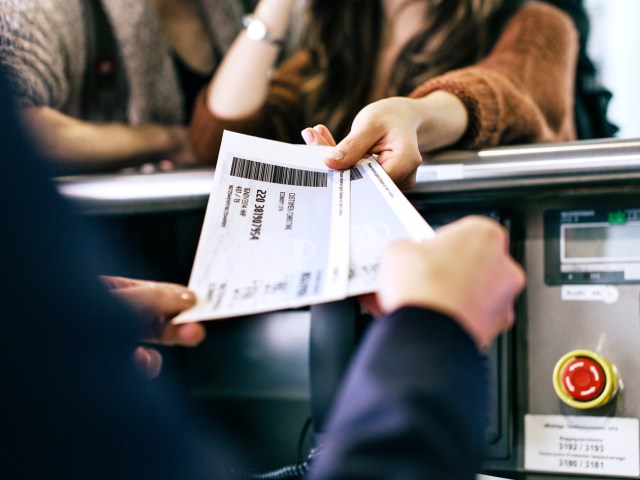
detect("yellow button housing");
top-left (552, 349), bottom-right (618, 410)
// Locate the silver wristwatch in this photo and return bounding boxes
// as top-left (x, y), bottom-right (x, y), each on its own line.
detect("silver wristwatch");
top-left (242, 15), bottom-right (285, 47)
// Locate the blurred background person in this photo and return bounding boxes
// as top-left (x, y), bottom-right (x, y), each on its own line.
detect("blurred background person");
top-left (0, 0), bottom-right (247, 173)
top-left (191, 0), bottom-right (579, 188)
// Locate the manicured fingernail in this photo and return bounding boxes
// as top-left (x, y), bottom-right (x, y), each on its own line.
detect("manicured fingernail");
top-left (180, 291), bottom-right (196, 304)
top-left (301, 128), bottom-right (314, 145)
top-left (326, 148), bottom-right (344, 162)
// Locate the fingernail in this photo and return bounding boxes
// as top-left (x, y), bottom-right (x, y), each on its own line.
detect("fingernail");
top-left (325, 148), bottom-right (344, 162)
top-left (180, 291), bottom-right (196, 304)
top-left (300, 128), bottom-right (314, 145)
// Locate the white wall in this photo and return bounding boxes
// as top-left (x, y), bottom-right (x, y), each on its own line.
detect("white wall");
top-left (584, 0), bottom-right (640, 138)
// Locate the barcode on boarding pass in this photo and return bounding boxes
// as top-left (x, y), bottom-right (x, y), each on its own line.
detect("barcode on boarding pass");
top-left (230, 157), bottom-right (328, 187)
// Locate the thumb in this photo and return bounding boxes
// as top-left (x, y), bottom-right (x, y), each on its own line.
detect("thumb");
top-left (324, 126), bottom-right (380, 170)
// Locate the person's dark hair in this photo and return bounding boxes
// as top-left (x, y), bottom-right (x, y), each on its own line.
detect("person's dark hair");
top-left (301, 0), bottom-right (505, 137)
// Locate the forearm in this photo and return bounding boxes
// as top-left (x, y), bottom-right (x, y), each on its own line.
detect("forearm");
top-left (206, 0), bottom-right (296, 119)
top-left (309, 307), bottom-right (487, 479)
top-left (191, 51), bottom-right (311, 164)
top-left (410, 2), bottom-right (578, 148)
top-left (408, 90), bottom-right (468, 152)
top-left (22, 106), bottom-right (187, 172)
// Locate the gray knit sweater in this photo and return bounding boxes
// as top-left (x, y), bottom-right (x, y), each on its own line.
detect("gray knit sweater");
top-left (0, 0), bottom-right (244, 125)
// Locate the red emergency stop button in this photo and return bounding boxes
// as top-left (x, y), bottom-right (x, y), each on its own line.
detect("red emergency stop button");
top-left (561, 357), bottom-right (605, 401)
top-left (553, 349), bottom-right (619, 409)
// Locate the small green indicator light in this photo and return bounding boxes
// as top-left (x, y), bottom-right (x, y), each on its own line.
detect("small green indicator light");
top-left (608, 212), bottom-right (627, 224)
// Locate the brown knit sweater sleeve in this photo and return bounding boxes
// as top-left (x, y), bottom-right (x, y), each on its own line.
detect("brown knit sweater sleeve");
top-left (189, 51), bottom-right (311, 165)
top-left (410, 1), bottom-right (578, 149)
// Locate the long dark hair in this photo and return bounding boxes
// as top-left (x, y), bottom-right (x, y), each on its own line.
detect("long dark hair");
top-left (301, 0), bottom-right (507, 137)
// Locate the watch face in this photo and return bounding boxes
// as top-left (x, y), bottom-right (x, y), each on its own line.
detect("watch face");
top-left (247, 20), bottom-right (267, 41)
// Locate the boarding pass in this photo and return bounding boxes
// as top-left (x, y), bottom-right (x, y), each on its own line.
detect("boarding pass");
top-left (174, 131), bottom-right (433, 323)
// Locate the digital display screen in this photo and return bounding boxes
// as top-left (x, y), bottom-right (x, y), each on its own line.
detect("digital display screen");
top-left (546, 208), bottom-right (640, 285)
top-left (563, 224), bottom-right (640, 261)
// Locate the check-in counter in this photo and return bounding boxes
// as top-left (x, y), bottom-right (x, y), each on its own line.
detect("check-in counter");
top-left (57, 137), bottom-right (640, 479)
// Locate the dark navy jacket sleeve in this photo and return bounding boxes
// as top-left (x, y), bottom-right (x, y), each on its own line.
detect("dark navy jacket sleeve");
top-left (0, 71), bottom-right (240, 479)
top-left (308, 307), bottom-right (488, 480)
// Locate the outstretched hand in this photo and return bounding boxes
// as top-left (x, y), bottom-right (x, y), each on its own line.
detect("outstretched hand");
top-left (101, 276), bottom-right (206, 379)
top-left (315, 98), bottom-right (422, 189)
top-left (377, 216), bottom-right (526, 349)
top-left (302, 92), bottom-right (468, 190)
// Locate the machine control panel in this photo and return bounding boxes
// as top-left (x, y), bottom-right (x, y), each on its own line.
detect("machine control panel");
top-left (520, 201), bottom-right (640, 479)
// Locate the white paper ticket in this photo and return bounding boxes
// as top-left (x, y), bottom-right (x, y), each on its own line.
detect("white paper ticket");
top-left (174, 132), bottom-right (350, 322)
top-left (347, 157), bottom-right (434, 295)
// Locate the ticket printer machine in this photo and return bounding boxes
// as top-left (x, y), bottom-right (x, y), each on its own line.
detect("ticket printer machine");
top-left (407, 139), bottom-right (640, 479)
top-left (58, 138), bottom-right (640, 479)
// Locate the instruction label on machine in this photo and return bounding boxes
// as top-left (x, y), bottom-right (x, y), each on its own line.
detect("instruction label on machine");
top-left (525, 414), bottom-right (639, 477)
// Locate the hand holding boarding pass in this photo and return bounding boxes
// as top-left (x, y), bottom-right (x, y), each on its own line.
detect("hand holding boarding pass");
top-left (174, 131), bottom-right (433, 323)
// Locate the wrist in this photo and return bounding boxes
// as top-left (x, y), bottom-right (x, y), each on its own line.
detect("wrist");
top-left (379, 273), bottom-right (484, 349)
top-left (411, 91), bottom-right (468, 152)
top-left (388, 298), bottom-right (486, 350)
top-left (243, 15), bottom-right (286, 47)
top-left (253, 0), bottom-right (296, 38)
